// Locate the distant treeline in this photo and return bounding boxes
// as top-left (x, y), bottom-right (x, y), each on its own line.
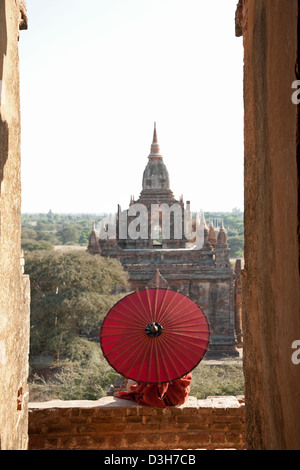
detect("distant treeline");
top-left (21, 212), bottom-right (104, 252)
top-left (21, 208), bottom-right (244, 258)
top-left (204, 208), bottom-right (244, 258)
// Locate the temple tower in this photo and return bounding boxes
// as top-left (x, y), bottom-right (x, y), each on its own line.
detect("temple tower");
top-left (118, 123), bottom-right (186, 249)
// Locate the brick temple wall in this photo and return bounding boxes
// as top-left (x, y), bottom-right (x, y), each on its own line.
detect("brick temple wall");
top-left (28, 396), bottom-right (245, 450)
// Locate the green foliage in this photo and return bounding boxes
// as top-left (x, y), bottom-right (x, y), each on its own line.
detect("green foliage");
top-left (227, 235), bottom-right (244, 258)
top-left (29, 354), bottom-right (244, 402)
top-left (190, 362), bottom-right (244, 399)
top-left (21, 239), bottom-right (54, 251)
top-left (21, 227), bottom-right (38, 240)
top-left (204, 209), bottom-right (244, 258)
top-left (57, 226), bottom-right (80, 245)
top-left (29, 345), bottom-right (121, 401)
top-left (204, 210), bottom-right (244, 236)
top-left (26, 250), bottom-right (129, 361)
top-left (21, 213), bottom-right (105, 251)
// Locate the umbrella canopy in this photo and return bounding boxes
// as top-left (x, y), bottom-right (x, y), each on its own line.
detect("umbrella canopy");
top-left (100, 288), bottom-right (210, 384)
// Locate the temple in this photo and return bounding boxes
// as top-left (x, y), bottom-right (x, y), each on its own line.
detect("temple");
top-left (88, 124), bottom-right (242, 356)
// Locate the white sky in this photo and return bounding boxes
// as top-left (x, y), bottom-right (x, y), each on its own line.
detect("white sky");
top-left (19, 0), bottom-right (244, 215)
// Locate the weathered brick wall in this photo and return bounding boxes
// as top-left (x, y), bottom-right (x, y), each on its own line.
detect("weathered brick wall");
top-left (28, 396), bottom-right (245, 450)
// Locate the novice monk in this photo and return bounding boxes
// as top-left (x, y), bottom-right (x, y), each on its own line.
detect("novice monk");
top-left (116, 373), bottom-right (192, 408)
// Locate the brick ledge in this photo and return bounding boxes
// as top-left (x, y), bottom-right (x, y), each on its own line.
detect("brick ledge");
top-left (29, 395), bottom-right (244, 410)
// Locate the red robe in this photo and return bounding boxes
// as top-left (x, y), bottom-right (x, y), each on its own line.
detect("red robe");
top-left (116, 374), bottom-right (192, 408)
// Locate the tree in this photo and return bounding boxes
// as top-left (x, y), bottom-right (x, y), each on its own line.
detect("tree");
top-left (227, 235), bottom-right (244, 258)
top-left (21, 227), bottom-right (37, 240)
top-left (25, 250), bottom-right (129, 361)
top-left (57, 226), bottom-right (80, 245)
top-left (29, 344), bottom-right (121, 401)
top-left (21, 239), bottom-right (54, 252)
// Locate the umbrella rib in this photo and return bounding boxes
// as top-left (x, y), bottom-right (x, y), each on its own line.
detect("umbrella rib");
top-left (164, 328), bottom-right (209, 340)
top-left (156, 289), bottom-right (169, 323)
top-left (101, 329), bottom-right (145, 337)
top-left (122, 295), bottom-right (150, 324)
top-left (115, 349), bottom-right (142, 375)
top-left (172, 339), bottom-right (209, 352)
top-left (160, 304), bottom-right (199, 326)
top-left (165, 333), bottom-right (210, 343)
top-left (167, 330), bottom-right (209, 339)
top-left (114, 301), bottom-right (140, 317)
top-left (158, 291), bottom-right (183, 324)
top-left (102, 315), bottom-right (144, 330)
top-left (166, 327), bottom-right (209, 334)
top-left (163, 331), bottom-right (209, 351)
top-left (156, 291), bottom-right (178, 324)
top-left (147, 339), bottom-right (155, 383)
top-left (101, 328), bottom-right (146, 357)
top-left (156, 336), bottom-right (173, 382)
top-left (158, 294), bottom-right (187, 324)
top-left (167, 318), bottom-right (208, 329)
top-left (109, 334), bottom-right (148, 373)
top-left (101, 327), bottom-right (144, 339)
top-left (161, 335), bottom-right (192, 375)
top-left (162, 308), bottom-right (205, 327)
top-left (109, 307), bottom-right (146, 328)
top-left (163, 334), bottom-right (203, 364)
top-left (123, 337), bottom-right (152, 380)
top-left (154, 340), bottom-right (161, 384)
top-left (135, 336), bottom-right (152, 383)
top-left (113, 301), bottom-right (148, 326)
top-left (103, 331), bottom-right (146, 361)
top-left (106, 327), bottom-right (144, 342)
top-left (167, 324), bottom-right (209, 332)
top-left (133, 291), bottom-right (153, 324)
top-left (163, 333), bottom-right (188, 369)
top-left (146, 288), bottom-right (154, 320)
top-left (154, 288), bottom-right (159, 320)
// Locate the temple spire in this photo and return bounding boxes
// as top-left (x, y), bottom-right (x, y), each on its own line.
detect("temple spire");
top-left (208, 219), bottom-right (217, 248)
top-left (87, 221), bottom-right (100, 254)
top-left (153, 122), bottom-right (158, 142)
top-left (217, 219), bottom-right (228, 245)
top-left (150, 122), bottom-right (161, 156)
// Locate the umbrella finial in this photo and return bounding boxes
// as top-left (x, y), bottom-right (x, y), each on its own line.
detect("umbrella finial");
top-left (145, 322), bottom-right (163, 338)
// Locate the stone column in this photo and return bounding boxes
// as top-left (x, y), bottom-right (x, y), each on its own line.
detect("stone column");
top-left (0, 0), bottom-right (29, 450)
top-left (238, 0), bottom-right (300, 450)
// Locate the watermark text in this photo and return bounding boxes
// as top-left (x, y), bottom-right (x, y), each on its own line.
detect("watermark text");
top-left (99, 202), bottom-right (204, 249)
top-left (291, 340), bottom-right (300, 365)
top-left (291, 80), bottom-right (300, 104)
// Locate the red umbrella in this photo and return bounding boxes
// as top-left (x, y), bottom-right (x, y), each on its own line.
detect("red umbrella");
top-left (100, 288), bottom-right (210, 384)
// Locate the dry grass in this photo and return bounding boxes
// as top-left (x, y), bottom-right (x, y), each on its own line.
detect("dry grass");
top-left (190, 360), bottom-right (244, 399)
top-left (29, 355), bottom-right (244, 402)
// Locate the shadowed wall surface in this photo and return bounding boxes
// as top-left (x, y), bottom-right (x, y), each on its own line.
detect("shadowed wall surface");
top-left (241, 0), bottom-right (300, 450)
